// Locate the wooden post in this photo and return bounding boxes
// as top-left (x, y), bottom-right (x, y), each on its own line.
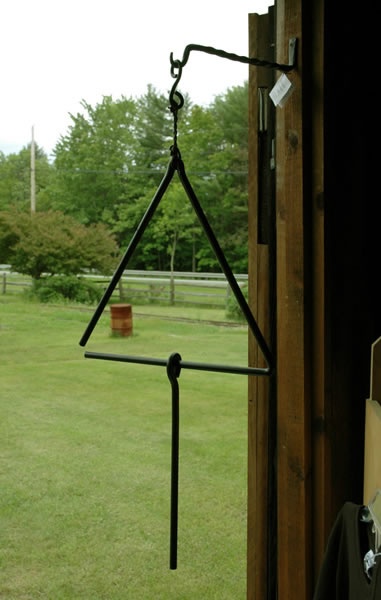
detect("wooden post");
top-left (247, 9), bottom-right (275, 600)
top-left (274, 1), bottom-right (312, 597)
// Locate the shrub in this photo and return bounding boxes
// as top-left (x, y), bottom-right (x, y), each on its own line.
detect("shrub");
top-left (0, 209), bottom-right (119, 279)
top-left (28, 275), bottom-right (103, 305)
top-left (225, 284), bottom-right (249, 321)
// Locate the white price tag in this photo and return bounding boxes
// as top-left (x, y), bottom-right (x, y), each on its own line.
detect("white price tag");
top-left (269, 74), bottom-right (294, 107)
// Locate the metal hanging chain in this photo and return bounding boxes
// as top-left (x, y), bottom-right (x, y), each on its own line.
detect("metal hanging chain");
top-left (168, 60), bottom-right (183, 153)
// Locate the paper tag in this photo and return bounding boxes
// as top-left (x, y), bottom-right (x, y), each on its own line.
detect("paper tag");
top-left (364, 550), bottom-right (377, 579)
top-left (364, 549), bottom-right (381, 580)
top-left (269, 74), bottom-right (294, 107)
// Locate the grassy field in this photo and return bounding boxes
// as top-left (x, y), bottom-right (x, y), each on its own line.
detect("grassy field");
top-left (0, 296), bottom-right (249, 599)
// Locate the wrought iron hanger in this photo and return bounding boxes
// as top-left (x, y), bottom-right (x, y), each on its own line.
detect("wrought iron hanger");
top-left (79, 41), bottom-right (297, 569)
top-left (79, 39), bottom-right (296, 355)
top-left (169, 40), bottom-right (297, 78)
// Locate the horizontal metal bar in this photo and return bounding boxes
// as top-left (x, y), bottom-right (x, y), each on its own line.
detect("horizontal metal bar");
top-left (84, 351), bottom-right (271, 377)
top-left (170, 41), bottom-right (297, 73)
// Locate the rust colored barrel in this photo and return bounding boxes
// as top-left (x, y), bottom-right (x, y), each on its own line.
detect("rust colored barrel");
top-left (110, 303), bottom-right (133, 337)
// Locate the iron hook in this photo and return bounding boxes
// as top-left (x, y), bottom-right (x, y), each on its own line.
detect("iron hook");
top-left (169, 54), bottom-right (184, 114)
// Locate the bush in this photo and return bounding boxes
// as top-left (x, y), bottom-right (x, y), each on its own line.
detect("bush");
top-left (28, 275), bottom-right (104, 305)
top-left (0, 209), bottom-right (119, 279)
top-left (225, 284), bottom-right (249, 321)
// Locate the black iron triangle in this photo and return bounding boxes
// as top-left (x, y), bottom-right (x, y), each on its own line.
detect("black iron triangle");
top-left (79, 146), bottom-right (274, 376)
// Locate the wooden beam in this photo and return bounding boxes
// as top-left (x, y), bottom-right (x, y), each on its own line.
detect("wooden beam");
top-left (247, 9), bottom-right (275, 600)
top-left (274, 1), bottom-right (312, 597)
top-left (309, 0), bottom-right (330, 583)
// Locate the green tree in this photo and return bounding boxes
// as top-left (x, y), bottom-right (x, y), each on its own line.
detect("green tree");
top-left (0, 209), bottom-right (119, 279)
top-left (49, 95), bottom-right (138, 225)
top-left (0, 145), bottom-right (53, 211)
top-left (151, 181), bottom-right (197, 274)
top-left (101, 85), bottom-right (178, 253)
top-left (37, 82), bottom-right (249, 273)
top-left (132, 84), bottom-right (174, 171)
top-left (176, 83), bottom-right (249, 272)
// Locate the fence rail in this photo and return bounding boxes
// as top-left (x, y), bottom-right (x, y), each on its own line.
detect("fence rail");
top-left (0, 268), bottom-right (248, 309)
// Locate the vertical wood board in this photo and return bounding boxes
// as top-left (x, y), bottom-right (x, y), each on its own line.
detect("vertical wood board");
top-left (247, 9), bottom-right (274, 600)
top-left (275, 0), bottom-right (312, 597)
top-left (364, 337), bottom-right (381, 503)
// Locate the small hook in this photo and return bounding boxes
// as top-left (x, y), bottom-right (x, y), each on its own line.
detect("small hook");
top-left (169, 54), bottom-right (184, 114)
top-left (170, 52), bottom-right (182, 78)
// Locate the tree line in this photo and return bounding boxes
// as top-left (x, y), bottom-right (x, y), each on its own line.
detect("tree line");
top-left (0, 82), bottom-right (249, 285)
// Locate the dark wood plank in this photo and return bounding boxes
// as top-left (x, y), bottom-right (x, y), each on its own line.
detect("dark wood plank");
top-left (274, 1), bottom-right (312, 597)
top-left (247, 10), bottom-right (275, 600)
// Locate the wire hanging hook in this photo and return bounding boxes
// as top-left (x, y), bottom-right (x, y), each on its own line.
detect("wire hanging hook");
top-left (168, 58), bottom-right (184, 150)
top-left (169, 59), bottom-right (184, 112)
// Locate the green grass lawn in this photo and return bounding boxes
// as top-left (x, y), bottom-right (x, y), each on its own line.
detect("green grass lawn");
top-left (0, 297), bottom-right (249, 599)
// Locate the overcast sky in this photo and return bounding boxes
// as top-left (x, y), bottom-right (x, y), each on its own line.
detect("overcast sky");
top-left (1, 0), bottom-right (272, 159)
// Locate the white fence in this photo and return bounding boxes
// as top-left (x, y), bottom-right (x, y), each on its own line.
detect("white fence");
top-left (0, 267), bottom-right (248, 309)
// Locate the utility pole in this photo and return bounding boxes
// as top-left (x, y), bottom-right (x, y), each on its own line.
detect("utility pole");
top-left (30, 125), bottom-right (36, 213)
